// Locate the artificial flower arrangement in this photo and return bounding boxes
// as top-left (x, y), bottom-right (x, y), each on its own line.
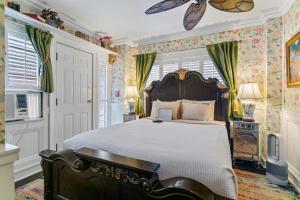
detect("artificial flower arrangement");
top-left (41, 9), bottom-right (65, 30)
top-left (97, 34), bottom-right (113, 49)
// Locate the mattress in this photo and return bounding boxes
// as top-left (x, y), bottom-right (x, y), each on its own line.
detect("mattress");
top-left (64, 118), bottom-right (237, 199)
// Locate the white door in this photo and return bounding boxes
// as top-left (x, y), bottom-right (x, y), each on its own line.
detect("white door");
top-left (55, 43), bottom-right (93, 150)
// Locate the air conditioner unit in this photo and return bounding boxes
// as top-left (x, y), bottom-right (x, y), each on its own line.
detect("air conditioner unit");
top-left (266, 133), bottom-right (288, 186)
top-left (5, 93), bottom-right (28, 121)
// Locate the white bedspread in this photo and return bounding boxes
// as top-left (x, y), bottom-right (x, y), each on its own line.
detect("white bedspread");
top-left (64, 119), bottom-right (237, 199)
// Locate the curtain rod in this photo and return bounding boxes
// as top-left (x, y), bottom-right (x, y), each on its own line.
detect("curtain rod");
top-left (133, 40), bottom-right (242, 56)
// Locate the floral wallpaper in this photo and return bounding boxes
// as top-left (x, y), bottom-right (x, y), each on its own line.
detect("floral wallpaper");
top-left (284, 0), bottom-right (300, 112)
top-left (265, 17), bottom-right (284, 134)
top-left (0, 0), bottom-right (5, 144)
top-left (114, 25), bottom-right (269, 122)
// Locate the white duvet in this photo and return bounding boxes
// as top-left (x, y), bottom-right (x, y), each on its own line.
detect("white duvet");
top-left (64, 118), bottom-right (237, 199)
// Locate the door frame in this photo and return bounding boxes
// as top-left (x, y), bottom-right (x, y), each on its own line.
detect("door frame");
top-left (49, 34), bottom-right (110, 151)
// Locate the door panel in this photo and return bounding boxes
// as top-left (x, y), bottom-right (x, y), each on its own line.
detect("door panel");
top-left (56, 44), bottom-right (93, 150)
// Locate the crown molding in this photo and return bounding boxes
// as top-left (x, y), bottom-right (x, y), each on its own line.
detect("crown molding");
top-left (113, 38), bottom-right (138, 47)
top-left (129, 17), bottom-right (265, 46)
top-left (115, 0), bottom-right (297, 46)
top-left (16, 0), bottom-right (297, 47)
top-left (15, 0), bottom-right (97, 37)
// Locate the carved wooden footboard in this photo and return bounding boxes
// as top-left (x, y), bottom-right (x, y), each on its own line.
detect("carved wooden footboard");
top-left (40, 148), bottom-right (230, 200)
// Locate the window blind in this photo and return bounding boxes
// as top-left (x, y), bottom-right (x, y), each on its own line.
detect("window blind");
top-left (145, 49), bottom-right (224, 86)
top-left (7, 30), bottom-right (39, 90)
top-left (98, 65), bottom-right (108, 128)
top-left (182, 60), bottom-right (200, 72)
top-left (162, 63), bottom-right (179, 77)
top-left (146, 64), bottom-right (160, 86)
top-left (203, 59), bottom-right (223, 82)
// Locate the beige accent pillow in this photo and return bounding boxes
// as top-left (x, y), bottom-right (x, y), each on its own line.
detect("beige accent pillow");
top-left (181, 100), bottom-right (215, 121)
top-left (181, 101), bottom-right (211, 121)
top-left (157, 100), bottom-right (181, 120)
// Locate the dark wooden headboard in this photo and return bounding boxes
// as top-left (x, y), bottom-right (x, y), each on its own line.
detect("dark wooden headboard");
top-left (144, 68), bottom-right (229, 122)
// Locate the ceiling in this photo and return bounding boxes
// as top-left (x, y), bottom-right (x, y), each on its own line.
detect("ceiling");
top-left (39, 0), bottom-right (290, 43)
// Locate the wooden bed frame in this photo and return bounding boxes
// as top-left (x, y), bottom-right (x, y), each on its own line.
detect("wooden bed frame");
top-left (40, 69), bottom-right (232, 200)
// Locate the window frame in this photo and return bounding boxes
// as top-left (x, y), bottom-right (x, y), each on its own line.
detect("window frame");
top-left (146, 48), bottom-right (223, 86)
top-left (5, 21), bottom-right (43, 119)
top-left (5, 21), bottom-right (41, 93)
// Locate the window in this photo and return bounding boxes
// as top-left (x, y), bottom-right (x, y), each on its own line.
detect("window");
top-left (203, 59), bottom-right (222, 81)
top-left (6, 22), bottom-right (42, 119)
top-left (146, 64), bottom-right (160, 86)
top-left (7, 24), bottom-right (39, 90)
top-left (146, 49), bottom-right (223, 86)
top-left (98, 65), bottom-right (110, 128)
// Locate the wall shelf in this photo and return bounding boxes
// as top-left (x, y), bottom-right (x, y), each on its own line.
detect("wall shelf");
top-left (4, 7), bottom-right (117, 55)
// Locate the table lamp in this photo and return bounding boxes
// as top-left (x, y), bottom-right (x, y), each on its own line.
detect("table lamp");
top-left (125, 85), bottom-right (139, 115)
top-left (237, 83), bottom-right (263, 122)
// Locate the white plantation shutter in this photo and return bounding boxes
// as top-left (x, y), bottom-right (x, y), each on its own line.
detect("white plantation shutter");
top-left (146, 49), bottom-right (223, 86)
top-left (182, 60), bottom-right (201, 72)
top-left (203, 59), bottom-right (223, 82)
top-left (146, 64), bottom-right (160, 86)
top-left (7, 29), bottom-right (39, 90)
top-left (98, 65), bottom-right (108, 128)
top-left (162, 63), bottom-right (179, 77)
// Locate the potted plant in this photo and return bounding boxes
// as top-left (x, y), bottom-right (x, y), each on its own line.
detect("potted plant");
top-left (41, 9), bottom-right (65, 30)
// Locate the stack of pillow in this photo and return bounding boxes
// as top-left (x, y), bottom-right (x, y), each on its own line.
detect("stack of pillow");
top-left (151, 99), bottom-right (215, 121)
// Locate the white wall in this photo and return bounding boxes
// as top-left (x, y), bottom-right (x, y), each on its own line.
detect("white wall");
top-left (282, 110), bottom-right (300, 191)
top-left (5, 94), bottom-right (49, 181)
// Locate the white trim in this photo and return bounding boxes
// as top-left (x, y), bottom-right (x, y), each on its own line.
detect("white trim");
top-left (4, 7), bottom-right (117, 56)
top-left (13, 0), bottom-right (97, 38)
top-left (115, 0), bottom-right (296, 46)
top-left (282, 109), bottom-right (300, 192)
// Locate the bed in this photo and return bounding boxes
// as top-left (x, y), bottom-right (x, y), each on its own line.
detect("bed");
top-left (40, 69), bottom-right (236, 200)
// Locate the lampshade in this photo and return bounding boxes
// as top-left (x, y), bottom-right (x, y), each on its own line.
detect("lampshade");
top-left (237, 83), bottom-right (263, 99)
top-left (125, 86), bottom-right (139, 100)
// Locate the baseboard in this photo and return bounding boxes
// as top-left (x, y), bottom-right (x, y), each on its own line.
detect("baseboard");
top-left (15, 171), bottom-right (43, 188)
top-left (14, 155), bottom-right (41, 182)
top-left (289, 170), bottom-right (300, 193)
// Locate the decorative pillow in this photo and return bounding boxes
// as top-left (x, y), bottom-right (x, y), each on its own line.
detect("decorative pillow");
top-left (157, 100), bottom-right (181, 120)
top-left (181, 101), bottom-right (211, 121)
top-left (181, 100), bottom-right (215, 121)
top-left (150, 101), bottom-right (158, 118)
top-left (157, 109), bottom-right (173, 121)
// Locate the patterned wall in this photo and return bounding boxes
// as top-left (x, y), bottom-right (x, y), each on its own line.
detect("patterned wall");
top-left (114, 25), bottom-right (269, 122)
top-left (284, 0), bottom-right (300, 112)
top-left (0, 0), bottom-right (5, 144)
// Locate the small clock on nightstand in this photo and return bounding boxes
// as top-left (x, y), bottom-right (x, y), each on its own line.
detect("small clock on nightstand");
top-left (123, 114), bottom-right (143, 122)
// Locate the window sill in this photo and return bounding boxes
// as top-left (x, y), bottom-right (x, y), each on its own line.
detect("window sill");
top-left (6, 118), bottom-right (45, 124)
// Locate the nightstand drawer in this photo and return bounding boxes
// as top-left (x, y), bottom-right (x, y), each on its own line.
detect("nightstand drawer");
top-left (233, 122), bottom-right (259, 131)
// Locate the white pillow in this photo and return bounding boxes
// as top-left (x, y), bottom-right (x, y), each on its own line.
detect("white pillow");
top-left (181, 100), bottom-right (215, 121)
top-left (150, 101), bottom-right (158, 118)
top-left (181, 101), bottom-right (211, 121)
top-left (157, 100), bottom-right (181, 120)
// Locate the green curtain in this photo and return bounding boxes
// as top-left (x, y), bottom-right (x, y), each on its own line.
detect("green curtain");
top-left (206, 41), bottom-right (242, 118)
top-left (135, 52), bottom-right (157, 114)
top-left (26, 25), bottom-right (54, 93)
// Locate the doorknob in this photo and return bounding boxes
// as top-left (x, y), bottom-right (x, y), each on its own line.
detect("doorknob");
top-left (88, 99), bottom-right (92, 103)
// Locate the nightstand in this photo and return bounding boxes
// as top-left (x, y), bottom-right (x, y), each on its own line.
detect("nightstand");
top-left (123, 114), bottom-right (140, 122)
top-left (231, 121), bottom-right (261, 162)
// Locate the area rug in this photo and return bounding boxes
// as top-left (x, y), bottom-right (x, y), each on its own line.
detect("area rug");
top-left (16, 170), bottom-right (300, 200)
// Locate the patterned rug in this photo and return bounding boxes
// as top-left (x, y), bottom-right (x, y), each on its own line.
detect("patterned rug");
top-left (16, 170), bottom-right (300, 200)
